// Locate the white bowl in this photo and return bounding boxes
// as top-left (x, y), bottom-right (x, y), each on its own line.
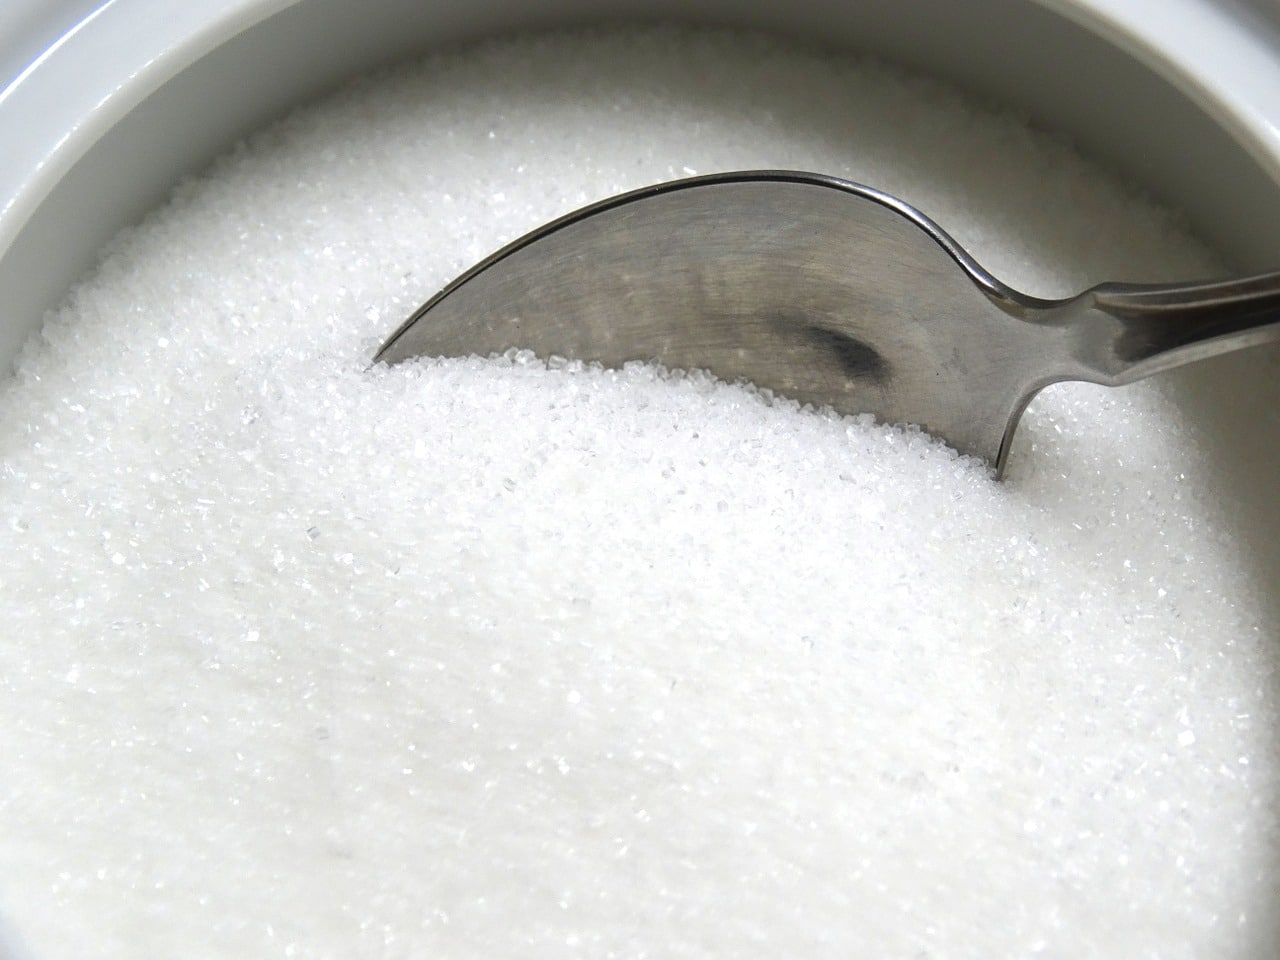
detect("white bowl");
top-left (0, 1), bottom-right (1277, 956)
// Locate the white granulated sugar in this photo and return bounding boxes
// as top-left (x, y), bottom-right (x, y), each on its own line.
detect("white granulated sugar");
top-left (1, 25), bottom-right (1278, 960)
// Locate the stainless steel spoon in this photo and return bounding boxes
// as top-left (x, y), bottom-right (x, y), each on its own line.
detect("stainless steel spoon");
top-left (374, 171), bottom-right (1280, 476)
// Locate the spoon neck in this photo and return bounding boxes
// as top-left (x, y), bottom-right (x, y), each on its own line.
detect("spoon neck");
top-left (1064, 271), bottom-right (1280, 385)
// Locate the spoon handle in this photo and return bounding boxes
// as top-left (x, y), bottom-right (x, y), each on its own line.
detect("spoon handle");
top-left (1071, 271), bottom-right (1280, 385)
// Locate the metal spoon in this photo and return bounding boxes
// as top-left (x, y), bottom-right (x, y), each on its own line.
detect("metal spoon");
top-left (374, 171), bottom-right (1280, 476)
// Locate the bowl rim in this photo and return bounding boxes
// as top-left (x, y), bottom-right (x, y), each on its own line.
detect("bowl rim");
top-left (1041, 0), bottom-right (1280, 186)
top-left (0, 0), bottom-right (283, 259)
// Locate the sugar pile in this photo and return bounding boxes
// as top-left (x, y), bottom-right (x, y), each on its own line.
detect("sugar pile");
top-left (1, 26), bottom-right (1278, 960)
